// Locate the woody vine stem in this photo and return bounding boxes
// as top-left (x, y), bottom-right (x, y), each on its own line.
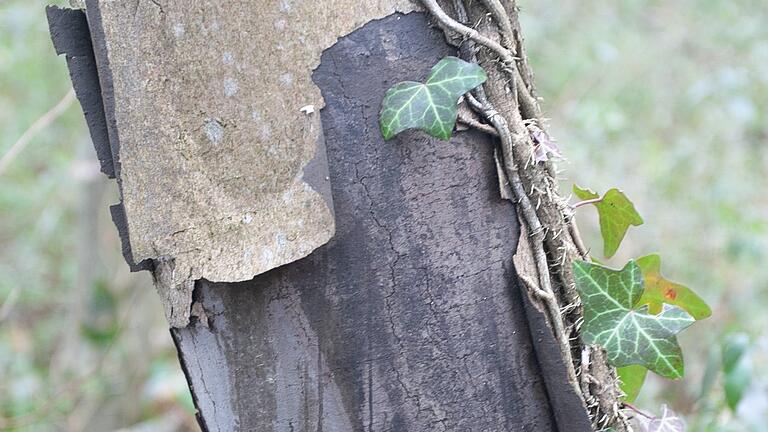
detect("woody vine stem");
top-left (419, 0), bottom-right (629, 430)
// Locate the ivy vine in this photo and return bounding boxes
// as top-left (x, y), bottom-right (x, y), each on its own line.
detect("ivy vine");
top-left (379, 53), bottom-right (710, 428)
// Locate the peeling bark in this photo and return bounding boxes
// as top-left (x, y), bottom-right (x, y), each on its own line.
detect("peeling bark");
top-left (54, 0), bottom-right (423, 327)
top-left (173, 13), bottom-right (588, 431)
top-left (49, 1), bottom-right (608, 430)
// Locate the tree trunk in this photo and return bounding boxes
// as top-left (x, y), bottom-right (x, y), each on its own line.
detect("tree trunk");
top-left (48, 1), bottom-right (622, 430)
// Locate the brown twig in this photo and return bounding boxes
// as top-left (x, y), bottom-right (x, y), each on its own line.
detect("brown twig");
top-left (421, 0), bottom-right (515, 64)
top-left (0, 89), bottom-right (76, 176)
top-left (427, 1), bottom-right (630, 428)
top-left (479, 0), bottom-right (516, 51)
top-left (423, 0), bottom-right (541, 124)
top-left (519, 274), bottom-right (555, 301)
top-left (623, 402), bottom-right (654, 419)
top-left (471, 80), bottom-right (580, 395)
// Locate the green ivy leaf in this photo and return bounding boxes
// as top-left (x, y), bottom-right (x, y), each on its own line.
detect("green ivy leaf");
top-left (573, 185), bottom-right (644, 258)
top-left (722, 333), bottom-right (752, 411)
top-left (636, 254), bottom-right (711, 320)
top-left (572, 184), bottom-right (600, 200)
top-left (724, 355), bottom-right (751, 411)
top-left (722, 333), bottom-right (749, 372)
top-left (573, 260), bottom-right (695, 379)
top-left (618, 364), bottom-right (648, 403)
top-left (379, 56), bottom-right (487, 140)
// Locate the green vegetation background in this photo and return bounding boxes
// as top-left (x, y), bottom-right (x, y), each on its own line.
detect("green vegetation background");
top-left (1, 0), bottom-right (765, 430)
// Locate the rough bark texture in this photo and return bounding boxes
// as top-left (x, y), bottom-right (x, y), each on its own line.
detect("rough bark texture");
top-left (70, 0), bottom-right (425, 327)
top-left (172, 12), bottom-right (591, 431)
top-left (49, 3), bottom-right (603, 431)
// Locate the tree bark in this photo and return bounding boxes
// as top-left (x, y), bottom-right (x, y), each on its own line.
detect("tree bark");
top-left (48, 1), bottom-right (619, 430)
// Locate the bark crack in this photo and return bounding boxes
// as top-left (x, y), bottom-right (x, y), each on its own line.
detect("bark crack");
top-left (148, 0), bottom-right (165, 14)
top-left (354, 163), bottom-right (423, 416)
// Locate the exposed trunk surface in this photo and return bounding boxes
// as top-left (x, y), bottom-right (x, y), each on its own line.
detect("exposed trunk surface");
top-left (48, 1), bottom-right (625, 431)
top-left (170, 13), bottom-right (589, 431)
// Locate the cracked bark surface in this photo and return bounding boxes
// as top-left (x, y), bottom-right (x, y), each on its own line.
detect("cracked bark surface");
top-left (171, 12), bottom-right (590, 431)
top-left (50, 2), bottom-right (600, 430)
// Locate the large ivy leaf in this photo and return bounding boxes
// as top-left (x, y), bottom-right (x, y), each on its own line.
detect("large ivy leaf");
top-left (617, 364), bottom-right (648, 402)
top-left (636, 254), bottom-right (711, 320)
top-left (573, 185), bottom-right (644, 258)
top-left (573, 260), bottom-right (695, 379)
top-left (379, 57), bottom-right (487, 140)
top-left (619, 256), bottom-right (710, 401)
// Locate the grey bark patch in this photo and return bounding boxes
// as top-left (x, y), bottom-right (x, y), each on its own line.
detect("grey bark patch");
top-left (109, 204), bottom-right (153, 271)
top-left (173, 12), bottom-right (575, 431)
top-left (71, 0), bottom-right (417, 327)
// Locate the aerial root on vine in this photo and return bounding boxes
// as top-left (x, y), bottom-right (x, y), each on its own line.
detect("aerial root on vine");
top-left (519, 275), bottom-right (555, 301)
top-left (457, 103), bottom-right (499, 136)
top-left (421, 0), bottom-right (632, 418)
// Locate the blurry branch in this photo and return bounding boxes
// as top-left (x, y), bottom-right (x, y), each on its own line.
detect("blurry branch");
top-left (0, 89), bottom-right (76, 176)
top-left (0, 285), bottom-right (19, 323)
top-left (0, 89), bottom-right (77, 321)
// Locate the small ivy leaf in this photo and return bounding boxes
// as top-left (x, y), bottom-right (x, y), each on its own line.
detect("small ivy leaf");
top-left (573, 185), bottom-right (644, 258)
top-left (634, 405), bottom-right (686, 432)
top-left (635, 254), bottom-right (711, 320)
top-left (724, 356), bottom-right (752, 411)
top-left (379, 56), bottom-right (487, 141)
top-left (618, 364), bottom-right (648, 403)
top-left (573, 260), bottom-right (695, 379)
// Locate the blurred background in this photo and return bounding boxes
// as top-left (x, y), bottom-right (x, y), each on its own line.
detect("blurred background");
top-left (1, 0), bottom-right (195, 431)
top-left (0, 0), bottom-right (765, 430)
